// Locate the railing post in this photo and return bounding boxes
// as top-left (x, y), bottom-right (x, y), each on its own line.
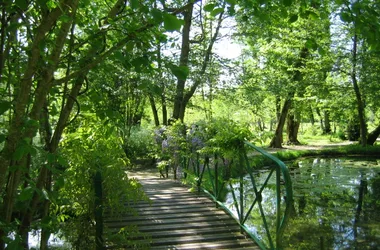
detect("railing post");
top-left (239, 175), bottom-right (244, 227)
top-left (214, 154), bottom-right (219, 207)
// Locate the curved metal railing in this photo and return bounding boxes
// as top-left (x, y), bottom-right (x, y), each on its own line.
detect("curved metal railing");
top-left (182, 141), bottom-right (293, 250)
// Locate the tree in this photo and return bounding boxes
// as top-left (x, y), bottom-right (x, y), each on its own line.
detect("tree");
top-left (0, 0), bottom-right (186, 247)
top-left (333, 0), bottom-right (380, 146)
top-left (171, 0), bottom-right (231, 122)
top-left (236, 0), bottom-right (332, 147)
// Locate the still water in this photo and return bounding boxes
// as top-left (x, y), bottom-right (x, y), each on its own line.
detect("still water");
top-left (224, 158), bottom-right (380, 250)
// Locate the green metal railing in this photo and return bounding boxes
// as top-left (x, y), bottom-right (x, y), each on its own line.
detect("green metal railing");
top-left (182, 141), bottom-right (293, 250)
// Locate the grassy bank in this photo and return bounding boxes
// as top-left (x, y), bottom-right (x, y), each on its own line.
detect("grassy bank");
top-left (273, 144), bottom-right (380, 162)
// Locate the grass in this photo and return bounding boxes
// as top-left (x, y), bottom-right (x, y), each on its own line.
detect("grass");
top-left (274, 144), bottom-right (380, 162)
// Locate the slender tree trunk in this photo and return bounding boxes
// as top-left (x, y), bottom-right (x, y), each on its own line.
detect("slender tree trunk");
top-left (308, 106), bottom-right (315, 125)
top-left (0, 4), bottom-right (8, 82)
top-left (17, 3), bottom-right (79, 243)
top-left (0, 5), bottom-right (70, 247)
top-left (351, 34), bottom-right (367, 146)
top-left (158, 39), bottom-right (167, 126)
top-left (0, 2), bottom-right (64, 194)
top-left (275, 96), bottom-right (281, 122)
top-left (149, 94), bottom-right (160, 126)
top-left (162, 92), bottom-right (168, 125)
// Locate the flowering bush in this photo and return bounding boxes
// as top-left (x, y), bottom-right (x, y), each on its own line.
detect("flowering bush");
top-left (154, 118), bottom-right (254, 179)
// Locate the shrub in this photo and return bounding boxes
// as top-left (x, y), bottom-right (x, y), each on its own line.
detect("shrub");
top-left (123, 126), bottom-right (157, 160)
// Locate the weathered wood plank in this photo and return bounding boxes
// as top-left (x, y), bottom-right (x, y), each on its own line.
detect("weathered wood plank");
top-left (104, 168), bottom-right (260, 249)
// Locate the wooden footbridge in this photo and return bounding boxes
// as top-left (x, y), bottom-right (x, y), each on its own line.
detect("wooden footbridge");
top-left (104, 142), bottom-right (293, 249)
top-left (104, 168), bottom-right (260, 249)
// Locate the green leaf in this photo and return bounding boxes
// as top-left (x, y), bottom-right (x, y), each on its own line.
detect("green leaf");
top-left (227, 5), bottom-right (235, 16)
top-left (170, 65), bottom-right (189, 80)
top-left (55, 177), bottom-right (65, 189)
top-left (19, 187), bottom-right (34, 201)
top-left (41, 189), bottom-right (49, 200)
top-left (137, 81), bottom-right (149, 90)
top-left (308, 11), bottom-right (319, 20)
top-left (13, 143), bottom-right (28, 161)
top-left (46, 0), bottom-right (57, 9)
top-left (57, 155), bottom-right (68, 167)
top-left (47, 153), bottom-right (56, 163)
top-left (305, 39), bottom-right (318, 50)
top-left (0, 134), bottom-right (6, 144)
top-left (125, 42), bottom-right (134, 52)
top-left (15, 0), bottom-right (28, 9)
top-left (0, 101), bottom-right (12, 115)
top-left (283, 0), bottom-right (292, 7)
top-left (203, 3), bottom-right (215, 12)
top-left (163, 14), bottom-right (184, 32)
top-left (151, 9), bottom-right (163, 23)
top-left (130, 0), bottom-right (139, 9)
top-left (340, 12), bottom-right (351, 22)
top-left (318, 47), bottom-right (326, 56)
top-left (225, 0), bottom-right (236, 4)
top-left (210, 8), bottom-right (224, 17)
top-left (59, 14), bottom-right (71, 23)
top-left (289, 14), bottom-right (298, 23)
top-left (150, 85), bottom-right (162, 95)
top-left (131, 56), bottom-right (150, 72)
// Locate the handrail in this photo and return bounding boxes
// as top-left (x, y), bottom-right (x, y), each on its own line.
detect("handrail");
top-left (182, 141), bottom-right (293, 250)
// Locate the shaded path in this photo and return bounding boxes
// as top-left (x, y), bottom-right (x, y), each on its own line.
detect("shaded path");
top-left (105, 168), bottom-right (260, 249)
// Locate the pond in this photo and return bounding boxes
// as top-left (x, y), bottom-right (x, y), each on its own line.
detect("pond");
top-left (224, 157), bottom-right (380, 250)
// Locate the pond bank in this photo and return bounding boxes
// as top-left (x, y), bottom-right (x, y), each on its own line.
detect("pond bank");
top-left (262, 141), bottom-right (380, 162)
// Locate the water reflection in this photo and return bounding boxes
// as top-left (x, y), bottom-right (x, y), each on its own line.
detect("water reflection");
top-left (224, 158), bottom-right (380, 250)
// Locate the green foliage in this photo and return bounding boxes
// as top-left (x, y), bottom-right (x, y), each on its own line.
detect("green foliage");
top-left (56, 117), bottom-right (146, 247)
top-left (163, 13), bottom-right (184, 32)
top-left (123, 126), bottom-right (157, 160)
top-left (170, 65), bottom-right (190, 80)
top-left (202, 118), bottom-right (253, 157)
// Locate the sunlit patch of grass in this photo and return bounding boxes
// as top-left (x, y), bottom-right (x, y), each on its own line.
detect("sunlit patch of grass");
top-left (298, 133), bottom-right (344, 146)
top-left (274, 144), bottom-right (380, 162)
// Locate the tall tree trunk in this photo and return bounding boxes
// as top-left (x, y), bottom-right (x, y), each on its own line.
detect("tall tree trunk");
top-left (286, 112), bottom-right (301, 145)
top-left (179, 7), bottom-right (224, 121)
top-left (269, 97), bottom-right (292, 148)
top-left (323, 110), bottom-right (331, 134)
top-left (316, 107), bottom-right (325, 133)
top-left (351, 34), bottom-right (367, 146)
top-left (172, 1), bottom-right (193, 121)
top-left (367, 124), bottom-right (380, 145)
top-left (269, 47), bottom-right (308, 148)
